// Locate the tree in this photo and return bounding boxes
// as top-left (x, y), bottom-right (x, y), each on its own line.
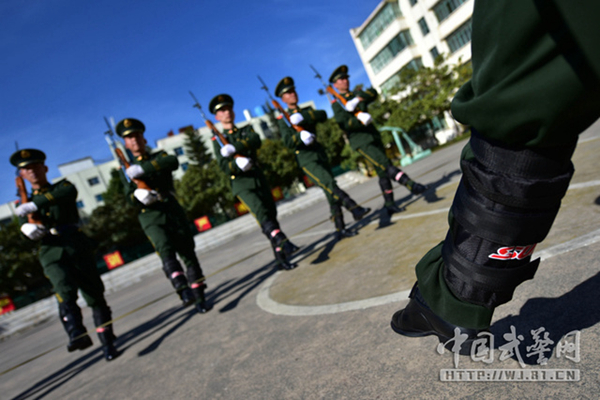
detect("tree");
top-left (174, 160), bottom-right (236, 220)
top-left (0, 218), bottom-right (48, 299)
top-left (83, 169), bottom-right (148, 254)
top-left (315, 118), bottom-right (348, 167)
top-left (182, 126), bottom-right (212, 166)
top-left (256, 138), bottom-right (300, 190)
top-left (369, 56), bottom-right (473, 141)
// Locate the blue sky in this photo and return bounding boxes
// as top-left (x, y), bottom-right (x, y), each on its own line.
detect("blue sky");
top-left (1, 0), bottom-right (379, 204)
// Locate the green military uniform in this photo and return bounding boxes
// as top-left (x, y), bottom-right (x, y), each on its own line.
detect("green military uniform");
top-left (275, 76), bottom-right (370, 237)
top-left (329, 66), bottom-right (427, 213)
top-left (116, 118), bottom-right (210, 313)
top-left (392, 0), bottom-right (600, 347)
top-left (210, 94), bottom-right (298, 269)
top-left (10, 149), bottom-right (117, 360)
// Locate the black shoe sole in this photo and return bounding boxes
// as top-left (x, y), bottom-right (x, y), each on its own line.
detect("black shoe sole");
top-left (67, 336), bottom-right (93, 352)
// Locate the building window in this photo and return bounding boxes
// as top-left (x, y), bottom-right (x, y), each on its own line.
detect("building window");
top-left (381, 58), bottom-right (423, 93)
top-left (95, 194), bottom-right (103, 202)
top-left (446, 19), bottom-right (472, 53)
top-left (76, 200), bottom-right (84, 209)
top-left (409, 0), bottom-right (418, 5)
top-left (418, 17), bottom-right (430, 36)
top-left (358, 2), bottom-right (402, 50)
top-left (433, 0), bottom-right (467, 23)
top-left (174, 147), bottom-right (184, 156)
top-left (430, 46), bottom-right (440, 60)
top-left (370, 30), bottom-right (414, 75)
top-left (88, 176), bottom-right (100, 186)
top-left (181, 162), bottom-right (189, 172)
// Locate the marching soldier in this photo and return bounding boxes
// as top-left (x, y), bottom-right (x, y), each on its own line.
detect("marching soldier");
top-left (11, 149), bottom-right (118, 361)
top-left (390, 0), bottom-right (600, 352)
top-left (329, 65), bottom-right (428, 214)
top-left (275, 76), bottom-right (371, 239)
top-left (115, 118), bottom-right (211, 314)
top-left (210, 94), bottom-right (299, 270)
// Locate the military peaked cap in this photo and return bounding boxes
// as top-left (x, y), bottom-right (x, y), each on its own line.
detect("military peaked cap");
top-left (209, 94), bottom-right (234, 114)
top-left (329, 65), bottom-right (349, 83)
top-left (116, 118), bottom-right (146, 137)
top-left (275, 77), bottom-right (295, 97)
top-left (10, 149), bottom-right (46, 167)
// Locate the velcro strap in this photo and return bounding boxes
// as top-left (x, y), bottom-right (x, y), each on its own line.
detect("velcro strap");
top-left (442, 233), bottom-right (540, 301)
top-left (452, 181), bottom-right (559, 244)
top-left (469, 129), bottom-right (576, 178)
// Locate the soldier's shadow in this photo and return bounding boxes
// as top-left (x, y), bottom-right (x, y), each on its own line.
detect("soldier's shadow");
top-left (491, 272), bottom-right (600, 365)
top-left (206, 262), bottom-right (278, 314)
top-left (10, 304), bottom-right (192, 400)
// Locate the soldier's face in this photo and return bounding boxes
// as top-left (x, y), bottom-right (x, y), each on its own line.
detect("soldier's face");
top-left (281, 89), bottom-right (298, 106)
top-left (124, 131), bottom-right (147, 156)
top-left (215, 106), bottom-right (235, 124)
top-left (333, 77), bottom-right (350, 93)
top-left (19, 162), bottom-right (48, 187)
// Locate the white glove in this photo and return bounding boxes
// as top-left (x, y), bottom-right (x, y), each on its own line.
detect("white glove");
top-left (289, 113), bottom-right (304, 125)
top-left (134, 188), bottom-right (160, 205)
top-left (300, 130), bottom-right (315, 146)
top-left (15, 201), bottom-right (38, 217)
top-left (345, 97), bottom-right (361, 112)
top-left (21, 223), bottom-right (47, 241)
top-left (356, 112), bottom-right (372, 126)
top-left (126, 164), bottom-right (145, 179)
top-left (220, 144), bottom-right (236, 158)
top-left (235, 157), bottom-right (253, 172)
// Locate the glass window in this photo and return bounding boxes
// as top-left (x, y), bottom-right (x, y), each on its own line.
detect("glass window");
top-left (430, 46), bottom-right (440, 60)
top-left (95, 194), bottom-right (103, 202)
top-left (381, 58), bottom-right (423, 93)
top-left (433, 0), bottom-right (467, 23)
top-left (174, 147), bottom-right (184, 156)
top-left (358, 2), bottom-right (402, 50)
top-left (418, 17), bottom-right (430, 36)
top-left (88, 176), bottom-right (100, 186)
top-left (76, 200), bottom-right (84, 209)
top-left (181, 162), bottom-right (189, 172)
top-left (446, 18), bottom-right (472, 53)
top-left (370, 30), bottom-right (414, 75)
top-left (409, 0), bottom-right (418, 5)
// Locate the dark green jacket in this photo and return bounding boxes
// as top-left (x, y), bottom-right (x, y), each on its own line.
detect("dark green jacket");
top-left (278, 106), bottom-right (329, 166)
top-left (213, 125), bottom-right (269, 196)
top-left (331, 88), bottom-right (382, 150)
top-left (21, 179), bottom-right (91, 266)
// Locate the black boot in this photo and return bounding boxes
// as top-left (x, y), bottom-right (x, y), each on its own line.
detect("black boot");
top-left (389, 166), bottom-right (428, 195)
top-left (262, 221), bottom-right (298, 270)
top-left (334, 188), bottom-right (371, 221)
top-left (163, 257), bottom-right (194, 307)
top-left (333, 205), bottom-right (357, 240)
top-left (93, 307), bottom-right (119, 361)
top-left (379, 177), bottom-right (405, 215)
top-left (391, 283), bottom-right (485, 355)
top-left (186, 265), bottom-right (212, 313)
top-left (59, 301), bottom-right (93, 352)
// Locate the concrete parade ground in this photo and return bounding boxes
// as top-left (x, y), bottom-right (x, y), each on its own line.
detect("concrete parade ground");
top-left (1, 121), bottom-right (600, 399)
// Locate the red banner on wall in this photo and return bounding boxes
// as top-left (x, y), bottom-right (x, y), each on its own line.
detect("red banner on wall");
top-left (103, 251), bottom-right (125, 270)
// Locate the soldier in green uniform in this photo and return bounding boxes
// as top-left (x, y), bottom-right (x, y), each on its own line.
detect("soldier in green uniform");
top-left (11, 149), bottom-right (118, 361)
top-left (275, 76), bottom-right (371, 239)
top-left (115, 118), bottom-right (211, 314)
top-left (210, 94), bottom-right (299, 270)
top-left (329, 65), bottom-right (427, 214)
top-left (390, 0), bottom-right (600, 353)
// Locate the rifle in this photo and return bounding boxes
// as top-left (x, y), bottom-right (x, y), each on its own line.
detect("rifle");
top-left (188, 91), bottom-right (230, 147)
top-left (257, 75), bottom-right (303, 133)
top-left (310, 65), bottom-right (368, 124)
top-left (103, 117), bottom-right (151, 190)
top-left (15, 175), bottom-right (42, 224)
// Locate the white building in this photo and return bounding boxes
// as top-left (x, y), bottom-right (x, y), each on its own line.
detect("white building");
top-left (350, 0), bottom-right (473, 143)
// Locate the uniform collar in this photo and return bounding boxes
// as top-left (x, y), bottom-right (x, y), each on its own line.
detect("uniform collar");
top-left (33, 184), bottom-right (51, 195)
top-left (227, 126), bottom-right (239, 134)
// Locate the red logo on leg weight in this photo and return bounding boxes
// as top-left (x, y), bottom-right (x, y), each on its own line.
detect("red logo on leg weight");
top-left (489, 244), bottom-right (537, 260)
